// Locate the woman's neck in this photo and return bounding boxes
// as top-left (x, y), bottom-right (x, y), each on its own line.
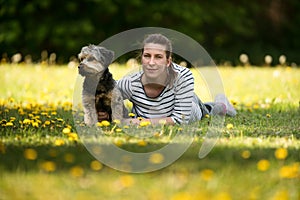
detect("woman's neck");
top-left (142, 83), bottom-right (165, 98)
top-left (141, 72), bottom-right (168, 86)
top-left (141, 73), bottom-right (167, 98)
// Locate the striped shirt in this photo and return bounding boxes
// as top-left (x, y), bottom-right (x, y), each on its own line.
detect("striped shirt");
top-left (117, 63), bottom-right (202, 124)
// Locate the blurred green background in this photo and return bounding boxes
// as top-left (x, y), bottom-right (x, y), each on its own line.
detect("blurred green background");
top-left (0, 0), bottom-right (299, 65)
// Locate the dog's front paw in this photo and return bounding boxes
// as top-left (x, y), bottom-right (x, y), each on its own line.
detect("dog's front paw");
top-left (84, 113), bottom-right (98, 126)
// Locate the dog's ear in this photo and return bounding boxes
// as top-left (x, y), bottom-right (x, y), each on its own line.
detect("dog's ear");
top-left (103, 49), bottom-right (114, 67)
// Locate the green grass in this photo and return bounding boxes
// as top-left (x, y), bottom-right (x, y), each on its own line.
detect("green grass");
top-left (0, 63), bottom-right (300, 200)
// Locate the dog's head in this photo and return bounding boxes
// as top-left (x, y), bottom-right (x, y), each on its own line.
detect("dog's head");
top-left (78, 45), bottom-right (114, 77)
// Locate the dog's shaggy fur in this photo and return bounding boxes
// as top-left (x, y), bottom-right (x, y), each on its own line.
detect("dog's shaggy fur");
top-left (78, 44), bottom-right (124, 126)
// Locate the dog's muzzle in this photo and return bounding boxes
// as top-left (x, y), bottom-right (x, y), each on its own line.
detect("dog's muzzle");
top-left (78, 64), bottom-right (84, 69)
top-left (78, 64), bottom-right (87, 76)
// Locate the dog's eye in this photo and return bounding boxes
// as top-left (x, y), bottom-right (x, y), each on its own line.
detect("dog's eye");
top-left (79, 57), bottom-right (84, 62)
top-left (87, 57), bottom-right (96, 62)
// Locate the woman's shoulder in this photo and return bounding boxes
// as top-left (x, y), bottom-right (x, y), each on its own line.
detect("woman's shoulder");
top-left (172, 63), bottom-right (192, 77)
top-left (172, 63), bottom-right (191, 72)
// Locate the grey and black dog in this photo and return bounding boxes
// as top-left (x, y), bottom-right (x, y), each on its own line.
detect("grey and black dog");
top-left (78, 44), bottom-right (124, 126)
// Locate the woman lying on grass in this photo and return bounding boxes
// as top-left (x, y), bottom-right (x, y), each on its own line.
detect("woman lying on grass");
top-left (98, 33), bottom-right (236, 125)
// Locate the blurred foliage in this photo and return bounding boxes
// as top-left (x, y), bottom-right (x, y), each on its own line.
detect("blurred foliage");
top-left (0, 0), bottom-right (299, 65)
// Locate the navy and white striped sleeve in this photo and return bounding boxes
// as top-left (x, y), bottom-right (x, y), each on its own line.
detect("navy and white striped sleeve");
top-left (116, 76), bottom-right (132, 100)
top-left (170, 65), bottom-right (195, 124)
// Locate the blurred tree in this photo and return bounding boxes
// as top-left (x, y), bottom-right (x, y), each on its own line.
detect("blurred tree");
top-left (0, 0), bottom-right (299, 65)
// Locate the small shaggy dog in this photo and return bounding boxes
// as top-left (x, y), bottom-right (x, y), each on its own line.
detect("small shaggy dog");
top-left (78, 44), bottom-right (124, 126)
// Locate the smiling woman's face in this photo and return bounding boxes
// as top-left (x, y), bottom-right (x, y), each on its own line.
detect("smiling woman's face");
top-left (141, 43), bottom-right (171, 82)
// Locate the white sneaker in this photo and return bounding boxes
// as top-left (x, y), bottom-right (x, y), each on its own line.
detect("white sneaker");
top-left (214, 94), bottom-right (237, 116)
top-left (211, 102), bottom-right (226, 116)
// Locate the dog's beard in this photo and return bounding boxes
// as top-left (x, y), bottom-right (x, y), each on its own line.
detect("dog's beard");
top-left (79, 63), bottom-right (106, 77)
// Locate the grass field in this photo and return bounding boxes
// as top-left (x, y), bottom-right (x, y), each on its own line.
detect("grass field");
top-left (0, 63), bottom-right (300, 200)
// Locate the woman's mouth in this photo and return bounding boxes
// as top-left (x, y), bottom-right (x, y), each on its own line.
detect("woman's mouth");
top-left (146, 68), bottom-right (157, 73)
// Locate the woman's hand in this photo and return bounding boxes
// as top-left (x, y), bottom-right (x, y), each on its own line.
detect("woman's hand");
top-left (122, 118), bottom-right (143, 125)
top-left (122, 117), bottom-right (175, 125)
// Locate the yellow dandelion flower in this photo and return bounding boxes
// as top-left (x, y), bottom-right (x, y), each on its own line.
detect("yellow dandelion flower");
top-left (139, 120), bottom-right (151, 127)
top-left (226, 123), bottom-right (234, 130)
top-left (137, 140), bottom-right (147, 147)
top-left (62, 127), bottom-right (71, 134)
top-left (215, 192), bottom-right (232, 200)
top-left (70, 166), bottom-right (84, 178)
top-left (51, 111), bottom-right (57, 115)
top-left (68, 133), bottom-right (78, 141)
top-left (5, 122), bottom-right (13, 126)
top-left (270, 190), bottom-right (289, 200)
top-left (149, 153), bottom-right (164, 164)
top-left (274, 147), bottom-right (288, 160)
top-left (123, 125), bottom-right (129, 129)
top-left (23, 119), bottom-right (31, 124)
top-left (113, 119), bottom-right (121, 124)
top-left (279, 163), bottom-right (299, 179)
top-left (10, 117), bottom-right (16, 121)
top-left (171, 192), bottom-right (193, 200)
top-left (119, 175), bottom-right (135, 188)
top-left (57, 118), bottom-right (64, 122)
top-left (40, 161), bottom-right (56, 172)
top-left (90, 160), bottom-right (103, 171)
top-left (8, 97), bottom-right (15, 103)
top-left (24, 148), bottom-right (38, 160)
top-left (18, 108), bottom-right (25, 115)
top-left (96, 122), bottom-right (102, 127)
top-left (257, 159), bottom-right (270, 171)
top-left (128, 113), bottom-right (135, 117)
top-left (200, 169), bottom-right (214, 181)
top-left (153, 132), bottom-right (161, 137)
top-left (54, 139), bottom-right (65, 146)
top-left (115, 128), bottom-right (122, 132)
top-left (101, 120), bottom-right (110, 127)
top-left (253, 103), bottom-right (260, 109)
top-left (44, 120), bottom-right (51, 125)
top-left (266, 113), bottom-right (271, 118)
top-left (31, 121), bottom-right (39, 128)
top-left (64, 153), bottom-right (75, 163)
top-left (114, 139), bottom-right (123, 147)
top-left (241, 150), bottom-right (251, 159)
top-left (66, 124), bottom-right (72, 129)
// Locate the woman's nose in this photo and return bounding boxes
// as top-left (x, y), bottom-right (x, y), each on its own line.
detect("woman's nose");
top-left (149, 56), bottom-right (155, 65)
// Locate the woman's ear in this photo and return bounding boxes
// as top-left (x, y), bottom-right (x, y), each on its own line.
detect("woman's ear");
top-left (167, 57), bottom-right (172, 66)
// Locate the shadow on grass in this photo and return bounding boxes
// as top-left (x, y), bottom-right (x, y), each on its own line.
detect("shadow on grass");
top-left (1, 104), bottom-right (299, 173)
top-left (1, 141), bottom-right (299, 174)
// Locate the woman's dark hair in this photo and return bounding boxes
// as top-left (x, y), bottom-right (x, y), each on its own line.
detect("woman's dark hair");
top-left (141, 33), bottom-right (177, 87)
top-left (141, 33), bottom-right (173, 59)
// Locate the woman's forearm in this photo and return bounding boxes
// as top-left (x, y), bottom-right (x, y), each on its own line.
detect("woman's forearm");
top-left (123, 117), bottom-right (175, 126)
